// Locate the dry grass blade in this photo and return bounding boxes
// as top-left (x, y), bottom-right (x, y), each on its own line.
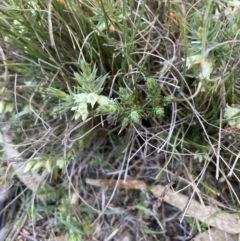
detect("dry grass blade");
top-left (86, 178), bottom-right (240, 234)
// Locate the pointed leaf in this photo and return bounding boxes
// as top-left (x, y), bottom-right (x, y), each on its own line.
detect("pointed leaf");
top-left (200, 59), bottom-right (213, 80)
top-left (94, 74), bottom-right (108, 93)
top-left (32, 161), bottom-right (45, 171)
top-left (87, 93), bottom-right (98, 108)
top-left (81, 111), bottom-right (89, 121)
top-left (23, 161), bottom-right (35, 173)
top-left (97, 95), bottom-right (110, 105)
top-left (56, 159), bottom-right (65, 169)
top-left (46, 159), bottom-right (52, 172)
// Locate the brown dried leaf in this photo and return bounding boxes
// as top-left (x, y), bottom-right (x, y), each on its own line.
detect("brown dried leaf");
top-left (86, 178), bottom-right (240, 234)
top-left (151, 184), bottom-right (240, 234)
top-left (0, 132), bottom-right (47, 202)
top-left (194, 228), bottom-right (237, 241)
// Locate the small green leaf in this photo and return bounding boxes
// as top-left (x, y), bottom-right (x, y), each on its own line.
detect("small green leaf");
top-left (71, 102), bottom-right (89, 120)
top-left (32, 161), bottom-right (45, 171)
top-left (73, 93), bottom-right (88, 103)
top-left (5, 103), bottom-right (14, 113)
top-left (48, 87), bottom-right (72, 103)
top-left (224, 104), bottom-right (240, 129)
top-left (86, 93), bottom-right (99, 108)
top-left (97, 95), bottom-right (110, 105)
top-left (46, 159), bottom-right (52, 172)
top-left (73, 111), bottom-right (81, 120)
top-left (200, 58), bottom-right (213, 80)
top-left (81, 111), bottom-right (89, 121)
top-left (152, 107), bottom-right (164, 118)
top-left (94, 74), bottom-right (108, 93)
top-left (70, 193), bottom-right (78, 204)
top-left (97, 101), bottom-right (119, 115)
top-left (186, 54), bottom-right (202, 68)
top-left (78, 102), bottom-right (88, 112)
top-left (130, 109), bottom-right (142, 123)
top-left (74, 72), bottom-right (84, 84)
top-left (56, 159), bottom-right (65, 169)
top-left (24, 161), bottom-right (35, 173)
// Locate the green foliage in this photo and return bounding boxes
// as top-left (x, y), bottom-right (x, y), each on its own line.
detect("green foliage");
top-left (48, 63), bottom-right (171, 127)
top-left (98, 78), bottom-right (171, 128)
top-left (224, 104), bottom-right (240, 129)
top-left (47, 60), bottom-right (110, 120)
top-left (57, 194), bottom-right (86, 241)
top-left (85, 0), bottom-right (126, 33)
top-left (73, 61), bottom-right (108, 94)
top-left (186, 1), bottom-right (240, 81)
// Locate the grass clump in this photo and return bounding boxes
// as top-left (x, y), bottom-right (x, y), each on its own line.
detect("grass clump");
top-left (0, 0), bottom-right (240, 240)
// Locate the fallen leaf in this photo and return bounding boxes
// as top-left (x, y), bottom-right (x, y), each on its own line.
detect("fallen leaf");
top-left (0, 132), bottom-right (47, 202)
top-left (194, 228), bottom-right (237, 241)
top-left (86, 178), bottom-right (240, 234)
